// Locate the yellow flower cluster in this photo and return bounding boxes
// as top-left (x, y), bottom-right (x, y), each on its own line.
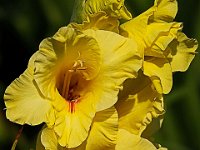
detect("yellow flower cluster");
top-left (4, 0), bottom-right (198, 149)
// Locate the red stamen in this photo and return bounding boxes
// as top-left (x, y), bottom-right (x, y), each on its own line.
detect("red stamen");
top-left (71, 101), bottom-right (75, 113)
top-left (68, 100), bottom-right (78, 113)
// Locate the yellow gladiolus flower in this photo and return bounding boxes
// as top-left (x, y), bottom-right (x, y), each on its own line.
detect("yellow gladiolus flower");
top-left (113, 0), bottom-right (197, 149)
top-left (4, 23), bottom-right (142, 148)
top-left (4, 0), bottom-right (198, 149)
top-left (120, 0), bottom-right (198, 94)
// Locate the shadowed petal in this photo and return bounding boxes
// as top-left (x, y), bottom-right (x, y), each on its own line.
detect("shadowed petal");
top-left (116, 73), bottom-right (165, 136)
top-left (169, 32), bottom-right (198, 72)
top-left (85, 106), bottom-right (118, 150)
top-left (153, 0), bottom-right (178, 22)
top-left (143, 57), bottom-right (172, 94)
top-left (71, 12), bottom-right (119, 33)
top-left (84, 0), bottom-right (132, 20)
top-left (41, 128), bottom-right (58, 150)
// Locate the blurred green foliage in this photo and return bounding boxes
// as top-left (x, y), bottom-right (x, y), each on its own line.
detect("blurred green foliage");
top-left (0, 0), bottom-right (199, 149)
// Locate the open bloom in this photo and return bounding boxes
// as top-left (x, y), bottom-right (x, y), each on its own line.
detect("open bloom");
top-left (4, 23), bottom-right (142, 148)
top-left (120, 0), bottom-right (198, 94)
top-left (115, 0), bottom-right (198, 148)
top-left (35, 12), bottom-right (166, 149)
top-left (4, 0), bottom-right (198, 149)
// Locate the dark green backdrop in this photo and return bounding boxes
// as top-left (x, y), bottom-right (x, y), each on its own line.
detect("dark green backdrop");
top-left (0, 0), bottom-right (199, 149)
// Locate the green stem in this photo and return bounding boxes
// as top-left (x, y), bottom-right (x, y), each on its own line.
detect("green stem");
top-left (11, 126), bottom-right (24, 150)
top-left (71, 0), bottom-right (86, 23)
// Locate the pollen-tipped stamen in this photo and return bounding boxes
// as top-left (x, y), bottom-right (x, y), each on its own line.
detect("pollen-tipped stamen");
top-left (59, 59), bottom-right (87, 113)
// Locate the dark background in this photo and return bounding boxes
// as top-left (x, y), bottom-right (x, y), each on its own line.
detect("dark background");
top-left (0, 0), bottom-right (200, 149)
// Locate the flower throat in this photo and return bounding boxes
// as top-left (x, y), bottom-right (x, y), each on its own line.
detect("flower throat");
top-left (57, 59), bottom-right (86, 113)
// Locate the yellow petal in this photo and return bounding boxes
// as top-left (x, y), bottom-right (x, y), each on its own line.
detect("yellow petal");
top-left (144, 22), bottom-right (182, 53)
top-left (120, 6), bottom-right (152, 43)
top-left (143, 57), bottom-right (172, 94)
top-left (120, 0), bottom-right (180, 48)
top-left (84, 0), bottom-right (132, 20)
top-left (115, 73), bottom-right (164, 136)
top-left (85, 106), bottom-right (118, 150)
top-left (169, 32), bottom-right (198, 72)
top-left (71, 34), bottom-right (101, 80)
top-left (120, 6), bottom-right (152, 33)
top-left (52, 25), bottom-right (76, 43)
top-left (83, 29), bottom-right (142, 111)
top-left (120, 9), bottom-right (153, 58)
top-left (34, 38), bottom-right (58, 99)
top-left (154, 0), bottom-right (178, 22)
top-left (37, 126), bottom-right (85, 150)
top-left (53, 92), bottom-right (96, 148)
top-left (120, 0), bottom-right (178, 40)
top-left (4, 58), bottom-right (52, 125)
top-left (116, 129), bottom-right (157, 150)
top-left (71, 12), bottom-right (119, 33)
top-left (41, 128), bottom-right (58, 150)
top-left (120, 9), bottom-right (181, 59)
top-left (119, 0), bottom-right (178, 36)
